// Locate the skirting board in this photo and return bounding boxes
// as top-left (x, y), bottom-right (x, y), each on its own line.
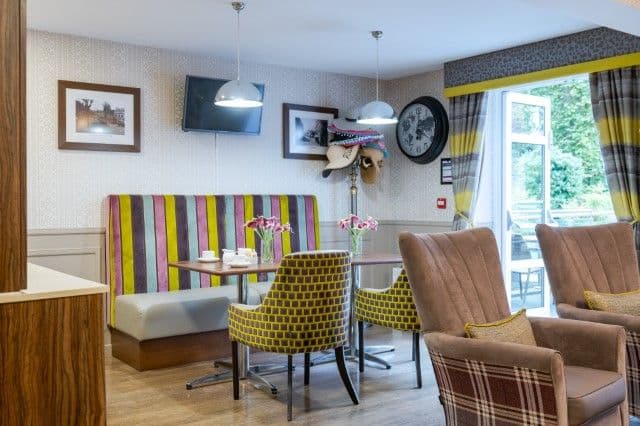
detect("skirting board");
top-left (110, 327), bottom-right (231, 371)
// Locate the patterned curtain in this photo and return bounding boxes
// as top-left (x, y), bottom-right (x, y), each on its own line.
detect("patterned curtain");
top-left (450, 92), bottom-right (489, 230)
top-left (590, 66), bottom-right (640, 254)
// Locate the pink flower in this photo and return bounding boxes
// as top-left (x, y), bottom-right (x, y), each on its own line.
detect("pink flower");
top-left (245, 219), bottom-right (258, 229)
top-left (337, 214), bottom-right (378, 233)
top-left (365, 216), bottom-right (379, 231)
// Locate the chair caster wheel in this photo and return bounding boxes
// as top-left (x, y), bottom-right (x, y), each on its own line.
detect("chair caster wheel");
top-left (385, 365), bottom-right (391, 370)
top-left (271, 388), bottom-right (278, 395)
top-left (186, 384), bottom-right (193, 390)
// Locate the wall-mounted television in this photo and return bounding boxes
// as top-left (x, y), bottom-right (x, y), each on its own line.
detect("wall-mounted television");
top-left (182, 75), bottom-right (265, 135)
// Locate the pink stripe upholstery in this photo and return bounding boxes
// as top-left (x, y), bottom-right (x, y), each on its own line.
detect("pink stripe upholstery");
top-left (111, 196), bottom-right (123, 298)
top-left (234, 196), bottom-right (246, 249)
top-left (153, 195), bottom-right (168, 292)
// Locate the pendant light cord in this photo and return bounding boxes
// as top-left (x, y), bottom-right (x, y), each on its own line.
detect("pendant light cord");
top-left (376, 36), bottom-right (380, 101)
top-left (235, 7), bottom-right (241, 81)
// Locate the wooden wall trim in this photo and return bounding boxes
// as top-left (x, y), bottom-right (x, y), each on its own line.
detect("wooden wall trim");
top-left (0, 0), bottom-right (26, 292)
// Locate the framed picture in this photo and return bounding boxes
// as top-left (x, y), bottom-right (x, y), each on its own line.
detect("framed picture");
top-left (283, 103), bottom-right (338, 160)
top-left (441, 157), bottom-right (453, 184)
top-left (58, 80), bottom-right (141, 152)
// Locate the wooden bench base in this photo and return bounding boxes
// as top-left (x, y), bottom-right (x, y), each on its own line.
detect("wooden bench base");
top-left (110, 327), bottom-right (231, 371)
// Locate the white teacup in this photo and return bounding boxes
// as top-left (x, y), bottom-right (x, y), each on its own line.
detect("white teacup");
top-left (201, 250), bottom-right (216, 259)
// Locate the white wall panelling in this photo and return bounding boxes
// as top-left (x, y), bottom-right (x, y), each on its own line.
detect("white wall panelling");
top-left (27, 228), bottom-right (105, 283)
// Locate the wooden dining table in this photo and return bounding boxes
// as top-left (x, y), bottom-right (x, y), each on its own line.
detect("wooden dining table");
top-left (169, 252), bottom-right (403, 393)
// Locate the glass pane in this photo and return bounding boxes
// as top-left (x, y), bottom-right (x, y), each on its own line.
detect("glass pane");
top-left (512, 102), bottom-right (545, 136)
top-left (510, 142), bottom-right (545, 310)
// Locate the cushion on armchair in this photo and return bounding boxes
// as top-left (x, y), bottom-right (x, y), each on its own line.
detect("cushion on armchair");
top-left (584, 289), bottom-right (640, 315)
top-left (464, 309), bottom-right (537, 346)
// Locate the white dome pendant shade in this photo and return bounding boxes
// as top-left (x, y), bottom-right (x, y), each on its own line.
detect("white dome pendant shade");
top-left (215, 80), bottom-right (262, 108)
top-left (214, 2), bottom-right (263, 108)
top-left (358, 31), bottom-right (397, 125)
top-left (358, 101), bottom-right (398, 125)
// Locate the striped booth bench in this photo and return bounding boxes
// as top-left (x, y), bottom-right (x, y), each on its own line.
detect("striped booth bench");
top-left (107, 194), bottom-right (320, 370)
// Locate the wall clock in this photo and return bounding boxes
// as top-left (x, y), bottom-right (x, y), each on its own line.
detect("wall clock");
top-left (396, 96), bottom-right (449, 164)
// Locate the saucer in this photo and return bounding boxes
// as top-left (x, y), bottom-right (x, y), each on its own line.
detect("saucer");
top-left (229, 262), bottom-right (250, 268)
top-left (198, 257), bottom-right (220, 263)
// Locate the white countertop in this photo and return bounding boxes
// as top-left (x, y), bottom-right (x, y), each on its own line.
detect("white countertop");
top-left (0, 263), bottom-right (108, 304)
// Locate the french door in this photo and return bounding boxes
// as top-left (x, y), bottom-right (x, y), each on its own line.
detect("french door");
top-left (502, 92), bottom-right (552, 315)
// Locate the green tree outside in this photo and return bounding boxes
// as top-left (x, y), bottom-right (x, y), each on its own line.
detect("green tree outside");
top-left (515, 77), bottom-right (611, 211)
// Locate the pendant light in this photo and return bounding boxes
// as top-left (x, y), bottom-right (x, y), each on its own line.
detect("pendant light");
top-left (214, 2), bottom-right (263, 108)
top-left (357, 31), bottom-right (397, 125)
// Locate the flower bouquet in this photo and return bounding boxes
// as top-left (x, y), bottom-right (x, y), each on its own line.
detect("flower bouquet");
top-left (245, 216), bottom-right (292, 263)
top-left (338, 214), bottom-right (379, 256)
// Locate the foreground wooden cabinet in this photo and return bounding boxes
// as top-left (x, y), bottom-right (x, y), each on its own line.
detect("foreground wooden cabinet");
top-left (0, 264), bottom-right (108, 425)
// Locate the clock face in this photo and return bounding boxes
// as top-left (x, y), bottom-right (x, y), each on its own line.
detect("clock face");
top-left (396, 96), bottom-right (449, 165)
top-left (397, 104), bottom-right (435, 157)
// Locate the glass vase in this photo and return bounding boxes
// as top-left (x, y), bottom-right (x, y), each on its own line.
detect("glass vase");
top-left (260, 236), bottom-right (274, 264)
top-left (350, 232), bottom-right (363, 257)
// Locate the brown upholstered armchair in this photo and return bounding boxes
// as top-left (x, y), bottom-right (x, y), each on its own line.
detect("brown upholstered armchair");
top-left (537, 222), bottom-right (640, 418)
top-left (399, 228), bottom-right (628, 425)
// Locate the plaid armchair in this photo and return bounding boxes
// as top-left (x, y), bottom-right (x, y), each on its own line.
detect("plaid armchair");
top-left (399, 228), bottom-right (628, 425)
top-left (537, 222), bottom-right (640, 417)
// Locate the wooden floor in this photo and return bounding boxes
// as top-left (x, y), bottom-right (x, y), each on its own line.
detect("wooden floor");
top-left (106, 326), bottom-right (445, 425)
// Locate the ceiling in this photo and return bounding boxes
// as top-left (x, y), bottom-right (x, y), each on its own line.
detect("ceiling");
top-left (26, 0), bottom-right (637, 79)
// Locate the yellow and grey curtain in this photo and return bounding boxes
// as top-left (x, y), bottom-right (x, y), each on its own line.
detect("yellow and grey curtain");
top-left (450, 92), bottom-right (488, 230)
top-left (590, 66), bottom-right (640, 253)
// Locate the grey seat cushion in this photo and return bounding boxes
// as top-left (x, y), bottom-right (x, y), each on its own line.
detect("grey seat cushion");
top-left (565, 365), bottom-right (625, 425)
top-left (114, 284), bottom-right (267, 341)
top-left (252, 281), bottom-right (273, 301)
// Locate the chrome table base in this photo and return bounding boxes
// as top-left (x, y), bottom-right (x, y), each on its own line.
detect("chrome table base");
top-left (186, 359), bottom-right (289, 393)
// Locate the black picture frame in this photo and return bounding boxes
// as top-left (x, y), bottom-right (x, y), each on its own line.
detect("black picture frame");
top-left (282, 103), bottom-right (338, 160)
top-left (441, 158), bottom-right (452, 184)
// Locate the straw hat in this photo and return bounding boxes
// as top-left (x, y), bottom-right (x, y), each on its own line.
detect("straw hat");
top-left (360, 147), bottom-right (384, 184)
top-left (322, 144), bottom-right (360, 178)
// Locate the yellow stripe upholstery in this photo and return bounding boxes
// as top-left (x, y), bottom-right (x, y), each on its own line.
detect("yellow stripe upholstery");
top-left (164, 195), bottom-right (179, 291)
top-left (355, 269), bottom-right (420, 331)
top-left (228, 251), bottom-right (351, 355)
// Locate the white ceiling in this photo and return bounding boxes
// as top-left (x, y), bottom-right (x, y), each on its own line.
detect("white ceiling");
top-left (26, 0), bottom-right (637, 79)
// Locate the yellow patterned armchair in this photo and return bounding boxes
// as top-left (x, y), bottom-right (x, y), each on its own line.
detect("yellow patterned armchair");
top-left (355, 269), bottom-right (423, 388)
top-left (228, 251), bottom-right (359, 421)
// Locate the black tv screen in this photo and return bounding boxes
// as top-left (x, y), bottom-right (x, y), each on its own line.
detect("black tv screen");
top-left (182, 76), bottom-right (265, 135)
